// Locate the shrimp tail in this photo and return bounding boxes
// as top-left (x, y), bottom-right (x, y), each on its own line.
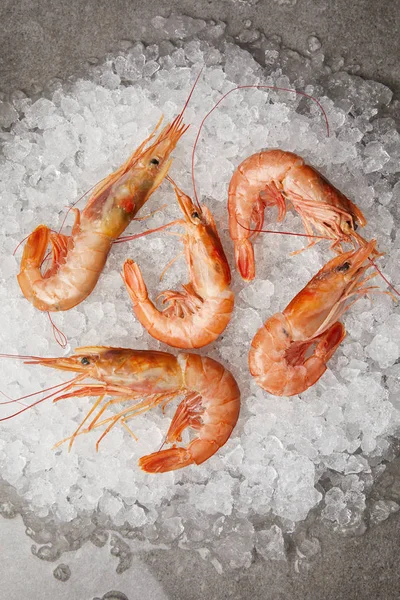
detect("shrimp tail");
top-left (17, 225), bottom-right (50, 304)
top-left (235, 239), bottom-right (255, 281)
top-left (19, 224), bottom-right (50, 270)
top-left (139, 447), bottom-right (194, 473)
top-left (314, 321), bottom-right (346, 362)
top-left (122, 259), bottom-right (148, 305)
top-left (139, 439), bottom-right (218, 473)
top-left (286, 322), bottom-right (346, 395)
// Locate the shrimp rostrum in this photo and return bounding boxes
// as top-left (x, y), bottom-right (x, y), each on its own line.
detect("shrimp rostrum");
top-left (18, 115), bottom-right (188, 312)
top-left (1, 347), bottom-right (240, 473)
top-left (229, 149), bottom-right (373, 281)
top-left (249, 240), bottom-right (378, 396)
top-left (122, 177), bottom-right (234, 348)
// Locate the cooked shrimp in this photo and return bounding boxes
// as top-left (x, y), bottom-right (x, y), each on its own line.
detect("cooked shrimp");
top-left (122, 177), bottom-right (234, 348)
top-left (0, 347), bottom-right (240, 473)
top-left (17, 115), bottom-right (188, 312)
top-left (228, 149), bottom-right (371, 281)
top-left (249, 240), bottom-right (378, 396)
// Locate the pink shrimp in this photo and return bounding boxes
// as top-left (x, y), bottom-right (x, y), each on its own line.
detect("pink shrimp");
top-left (17, 115), bottom-right (188, 312)
top-left (188, 84), bottom-right (375, 281)
top-left (249, 240), bottom-right (378, 396)
top-left (0, 347), bottom-right (240, 473)
top-left (122, 177), bottom-right (234, 348)
top-left (228, 149), bottom-right (371, 280)
top-left (16, 67), bottom-right (206, 313)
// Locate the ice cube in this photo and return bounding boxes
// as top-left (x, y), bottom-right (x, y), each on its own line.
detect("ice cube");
top-left (256, 525), bottom-right (286, 561)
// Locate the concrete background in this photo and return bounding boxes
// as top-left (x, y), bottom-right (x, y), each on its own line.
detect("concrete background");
top-left (0, 0), bottom-right (399, 97)
top-left (1, 1), bottom-right (400, 598)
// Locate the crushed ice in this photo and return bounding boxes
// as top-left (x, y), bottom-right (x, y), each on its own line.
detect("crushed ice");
top-left (0, 13), bottom-right (399, 571)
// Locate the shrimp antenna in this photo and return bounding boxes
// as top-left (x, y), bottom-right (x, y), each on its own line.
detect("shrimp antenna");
top-left (191, 84), bottom-right (330, 209)
top-left (367, 258), bottom-right (400, 298)
top-left (0, 379), bottom-right (73, 406)
top-left (0, 352), bottom-right (54, 360)
top-left (236, 219), bottom-right (332, 241)
top-left (155, 66), bottom-right (203, 145)
top-left (13, 232), bottom-right (32, 256)
top-left (114, 219), bottom-right (183, 244)
top-left (0, 373), bottom-right (86, 422)
top-left (237, 220), bottom-right (400, 298)
top-left (179, 66), bottom-right (203, 121)
top-left (47, 312), bottom-right (68, 348)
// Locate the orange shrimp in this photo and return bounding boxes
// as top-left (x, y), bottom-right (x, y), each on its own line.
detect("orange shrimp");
top-left (17, 115), bottom-right (188, 312)
top-left (122, 177), bottom-right (234, 348)
top-left (228, 149), bottom-right (371, 281)
top-left (0, 347), bottom-right (240, 473)
top-left (249, 240), bottom-right (378, 396)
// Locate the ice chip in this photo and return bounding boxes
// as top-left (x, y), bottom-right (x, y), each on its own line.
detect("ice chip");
top-left (0, 102), bottom-right (19, 127)
top-left (256, 525), bottom-right (286, 561)
top-left (366, 334), bottom-right (399, 369)
top-left (240, 279), bottom-right (274, 309)
top-left (369, 500), bottom-right (399, 525)
top-left (363, 141), bottom-right (390, 173)
top-left (307, 35), bottom-right (322, 53)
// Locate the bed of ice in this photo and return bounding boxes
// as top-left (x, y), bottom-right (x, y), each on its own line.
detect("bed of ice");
top-left (0, 14), bottom-right (400, 573)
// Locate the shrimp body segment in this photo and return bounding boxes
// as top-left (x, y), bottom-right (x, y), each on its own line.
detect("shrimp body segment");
top-left (249, 240), bottom-right (377, 396)
top-left (18, 116), bottom-right (188, 312)
top-left (5, 347), bottom-right (240, 473)
top-left (228, 149), bottom-right (368, 281)
top-left (123, 179), bottom-right (234, 348)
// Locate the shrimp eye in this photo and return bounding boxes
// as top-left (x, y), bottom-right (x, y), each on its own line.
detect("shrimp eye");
top-left (337, 261), bottom-right (351, 272)
top-left (81, 357), bottom-right (90, 365)
top-left (150, 158), bottom-right (160, 165)
top-left (192, 211), bottom-right (200, 219)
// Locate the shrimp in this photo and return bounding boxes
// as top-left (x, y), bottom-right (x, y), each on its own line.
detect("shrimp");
top-left (0, 347), bottom-right (240, 473)
top-left (17, 115), bottom-right (189, 312)
top-left (249, 240), bottom-right (378, 396)
top-left (122, 177), bottom-right (234, 348)
top-left (228, 149), bottom-right (371, 281)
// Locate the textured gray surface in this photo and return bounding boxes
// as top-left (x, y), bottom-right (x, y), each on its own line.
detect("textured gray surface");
top-left (0, 0), bottom-right (399, 97)
top-left (1, 1), bottom-right (400, 598)
top-left (147, 454), bottom-right (400, 600)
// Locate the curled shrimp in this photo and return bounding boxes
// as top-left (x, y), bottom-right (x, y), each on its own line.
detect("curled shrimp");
top-left (0, 347), bottom-right (240, 473)
top-left (17, 115), bottom-right (188, 312)
top-left (229, 149), bottom-right (373, 281)
top-left (122, 177), bottom-right (234, 348)
top-left (249, 240), bottom-right (379, 396)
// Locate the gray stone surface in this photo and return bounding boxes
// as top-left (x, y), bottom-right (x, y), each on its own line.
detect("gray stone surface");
top-left (0, 0), bottom-right (399, 97)
top-left (145, 453), bottom-right (400, 600)
top-left (1, 1), bottom-right (400, 598)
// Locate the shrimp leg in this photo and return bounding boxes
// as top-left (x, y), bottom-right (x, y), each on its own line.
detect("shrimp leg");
top-left (138, 393), bottom-right (213, 473)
